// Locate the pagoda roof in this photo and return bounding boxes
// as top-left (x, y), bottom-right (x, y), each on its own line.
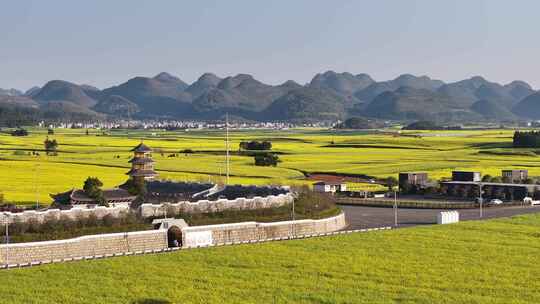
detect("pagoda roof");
top-left (131, 143), bottom-right (152, 153)
top-left (126, 168), bottom-right (158, 177)
top-left (128, 157), bottom-right (155, 164)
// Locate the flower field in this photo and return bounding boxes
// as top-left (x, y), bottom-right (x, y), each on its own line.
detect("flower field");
top-left (1, 128), bottom-right (539, 205)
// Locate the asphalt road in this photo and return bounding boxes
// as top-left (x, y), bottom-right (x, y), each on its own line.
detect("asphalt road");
top-left (340, 204), bottom-right (540, 230)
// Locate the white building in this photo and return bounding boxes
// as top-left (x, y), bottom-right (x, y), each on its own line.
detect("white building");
top-left (313, 182), bottom-right (347, 193)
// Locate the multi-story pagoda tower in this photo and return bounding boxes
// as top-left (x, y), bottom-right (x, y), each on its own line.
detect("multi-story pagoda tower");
top-left (127, 142), bottom-right (157, 182)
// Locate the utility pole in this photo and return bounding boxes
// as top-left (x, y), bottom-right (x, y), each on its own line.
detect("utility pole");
top-left (4, 217), bottom-right (8, 267)
top-left (291, 194), bottom-right (296, 237)
top-left (479, 182), bottom-right (483, 218)
top-left (34, 163), bottom-right (40, 209)
top-left (393, 190), bottom-right (398, 227)
top-left (225, 113), bottom-right (230, 185)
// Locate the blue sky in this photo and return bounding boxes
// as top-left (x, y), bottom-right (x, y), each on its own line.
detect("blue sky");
top-left (1, 0), bottom-right (539, 90)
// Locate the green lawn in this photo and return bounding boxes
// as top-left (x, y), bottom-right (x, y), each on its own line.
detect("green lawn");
top-left (1, 213), bottom-right (539, 303)
top-left (2, 127), bottom-right (540, 205)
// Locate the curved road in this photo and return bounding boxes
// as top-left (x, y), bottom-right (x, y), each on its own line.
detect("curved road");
top-left (340, 204), bottom-right (540, 230)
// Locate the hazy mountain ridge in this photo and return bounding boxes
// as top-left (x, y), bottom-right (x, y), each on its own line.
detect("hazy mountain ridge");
top-left (2, 71), bottom-right (539, 123)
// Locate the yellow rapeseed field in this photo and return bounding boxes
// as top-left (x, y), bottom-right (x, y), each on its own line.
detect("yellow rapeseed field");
top-left (0, 128), bottom-right (537, 204)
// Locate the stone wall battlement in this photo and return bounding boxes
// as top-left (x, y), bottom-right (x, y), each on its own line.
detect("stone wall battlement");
top-left (140, 192), bottom-right (294, 218)
top-left (0, 205), bottom-right (130, 225)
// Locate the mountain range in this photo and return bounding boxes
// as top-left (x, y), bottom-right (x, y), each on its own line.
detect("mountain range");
top-left (1, 71), bottom-right (539, 124)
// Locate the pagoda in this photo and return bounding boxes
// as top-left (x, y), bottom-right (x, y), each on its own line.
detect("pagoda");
top-left (127, 142), bottom-right (158, 182)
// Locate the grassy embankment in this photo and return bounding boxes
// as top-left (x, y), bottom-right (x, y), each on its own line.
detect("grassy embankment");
top-left (0, 213), bottom-right (538, 303)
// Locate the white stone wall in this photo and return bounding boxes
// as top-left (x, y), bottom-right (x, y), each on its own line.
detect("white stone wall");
top-left (0, 230), bottom-right (167, 265)
top-left (182, 212), bottom-right (347, 248)
top-left (0, 213), bottom-right (346, 266)
top-left (140, 192), bottom-right (294, 218)
top-left (0, 205), bottom-right (131, 225)
top-left (0, 187), bottom-right (293, 224)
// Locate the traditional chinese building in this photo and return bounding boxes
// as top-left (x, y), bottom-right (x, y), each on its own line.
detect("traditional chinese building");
top-left (51, 188), bottom-right (136, 208)
top-left (126, 142), bottom-right (158, 182)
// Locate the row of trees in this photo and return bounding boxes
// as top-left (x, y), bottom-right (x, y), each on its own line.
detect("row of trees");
top-left (481, 174), bottom-right (536, 184)
top-left (239, 141), bottom-right (272, 151)
top-left (513, 131), bottom-right (540, 148)
top-left (441, 184), bottom-right (535, 200)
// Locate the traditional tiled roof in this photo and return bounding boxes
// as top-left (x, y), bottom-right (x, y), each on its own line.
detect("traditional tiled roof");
top-left (128, 157), bottom-right (155, 164)
top-left (131, 143), bottom-right (152, 153)
top-left (58, 188), bottom-right (137, 204)
top-left (313, 181), bottom-right (345, 186)
top-left (126, 168), bottom-right (158, 177)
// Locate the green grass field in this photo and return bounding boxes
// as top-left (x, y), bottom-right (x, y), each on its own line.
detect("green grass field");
top-left (0, 213), bottom-right (539, 303)
top-left (1, 128), bottom-right (539, 205)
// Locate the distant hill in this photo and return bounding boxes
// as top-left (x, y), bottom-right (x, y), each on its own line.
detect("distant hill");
top-left (471, 99), bottom-right (517, 121)
top-left (39, 100), bottom-right (104, 121)
top-left (185, 73), bottom-right (222, 99)
top-left (504, 81), bottom-right (535, 101)
top-left (262, 87), bottom-right (346, 121)
top-left (354, 74), bottom-right (443, 102)
top-left (102, 74), bottom-right (191, 103)
top-left (2, 71), bottom-right (539, 123)
top-left (364, 87), bottom-right (462, 120)
top-left (192, 74), bottom-right (300, 116)
top-left (153, 72), bottom-right (189, 90)
top-left (0, 88), bottom-right (23, 96)
top-left (100, 74), bottom-right (193, 117)
top-left (93, 95), bottom-right (140, 117)
top-left (309, 71), bottom-right (374, 96)
top-left (0, 95), bottom-right (39, 108)
top-left (512, 92), bottom-right (540, 119)
top-left (33, 80), bottom-right (98, 107)
top-left (24, 86), bottom-right (41, 97)
top-left (436, 76), bottom-right (490, 107)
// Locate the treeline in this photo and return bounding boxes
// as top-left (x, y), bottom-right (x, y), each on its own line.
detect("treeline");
top-left (0, 104), bottom-right (102, 128)
top-left (513, 131), bottom-right (540, 148)
top-left (402, 121), bottom-right (462, 130)
top-left (0, 106), bottom-right (41, 127)
top-left (239, 141), bottom-right (272, 151)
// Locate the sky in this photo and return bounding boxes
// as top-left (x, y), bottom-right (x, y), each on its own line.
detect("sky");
top-left (1, 0), bottom-right (540, 91)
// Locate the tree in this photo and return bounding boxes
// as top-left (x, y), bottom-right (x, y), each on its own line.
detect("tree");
top-left (11, 129), bottom-right (28, 136)
top-left (481, 174), bottom-right (492, 182)
top-left (524, 178), bottom-right (535, 184)
top-left (122, 178), bottom-right (147, 196)
top-left (402, 121), bottom-right (441, 130)
top-left (254, 153), bottom-right (279, 166)
top-left (513, 131), bottom-right (540, 148)
top-left (83, 177), bottom-right (107, 206)
top-left (385, 176), bottom-right (398, 192)
top-left (240, 141), bottom-right (272, 151)
top-left (502, 176), bottom-right (512, 183)
top-left (44, 137), bottom-right (58, 155)
top-left (490, 176), bottom-right (502, 183)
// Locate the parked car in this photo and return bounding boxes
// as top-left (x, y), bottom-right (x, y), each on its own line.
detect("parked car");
top-left (523, 197), bottom-right (540, 206)
top-left (490, 199), bottom-right (503, 205)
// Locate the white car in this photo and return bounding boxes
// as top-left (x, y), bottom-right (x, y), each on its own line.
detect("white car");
top-left (490, 199), bottom-right (503, 205)
top-left (523, 197), bottom-right (540, 206)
